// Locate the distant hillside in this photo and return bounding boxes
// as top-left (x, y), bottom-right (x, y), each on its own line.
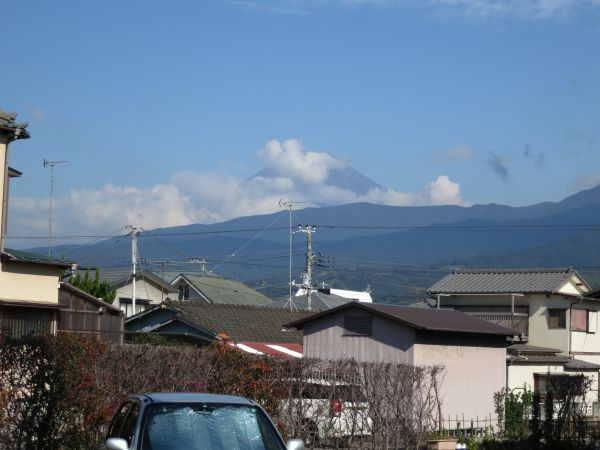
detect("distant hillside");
top-left (28, 184), bottom-right (600, 304)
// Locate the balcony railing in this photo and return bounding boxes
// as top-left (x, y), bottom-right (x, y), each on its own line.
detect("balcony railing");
top-left (469, 312), bottom-right (529, 337)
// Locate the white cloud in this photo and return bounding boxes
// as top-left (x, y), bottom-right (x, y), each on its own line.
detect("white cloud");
top-left (228, 0), bottom-right (600, 19)
top-left (437, 144), bottom-right (473, 162)
top-left (6, 139), bottom-right (469, 242)
top-left (569, 174), bottom-right (600, 193)
top-left (257, 138), bottom-right (345, 184)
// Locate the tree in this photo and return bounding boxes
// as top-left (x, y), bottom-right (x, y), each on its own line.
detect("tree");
top-left (69, 269), bottom-right (116, 304)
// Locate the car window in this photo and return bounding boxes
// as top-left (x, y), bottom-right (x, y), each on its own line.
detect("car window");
top-left (108, 401), bottom-right (132, 438)
top-left (120, 401), bottom-right (141, 445)
top-left (141, 404), bottom-right (285, 450)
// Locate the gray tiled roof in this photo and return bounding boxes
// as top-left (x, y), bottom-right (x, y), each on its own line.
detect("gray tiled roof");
top-left (428, 268), bottom-right (584, 294)
top-left (507, 344), bottom-right (562, 355)
top-left (98, 268), bottom-right (177, 292)
top-left (0, 110), bottom-right (29, 140)
top-left (175, 273), bottom-right (273, 306)
top-left (166, 300), bottom-right (313, 343)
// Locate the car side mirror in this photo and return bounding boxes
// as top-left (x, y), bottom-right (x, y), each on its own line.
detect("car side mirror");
top-left (105, 437), bottom-right (129, 450)
top-left (287, 439), bottom-right (305, 450)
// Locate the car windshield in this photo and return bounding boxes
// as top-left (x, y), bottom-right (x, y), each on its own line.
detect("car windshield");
top-left (140, 403), bottom-right (286, 450)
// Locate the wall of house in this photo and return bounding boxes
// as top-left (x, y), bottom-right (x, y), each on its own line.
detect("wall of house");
top-left (570, 300), bottom-right (600, 365)
top-left (0, 262), bottom-right (61, 303)
top-left (116, 278), bottom-right (173, 305)
top-left (508, 364), bottom-right (599, 407)
top-left (302, 310), bottom-right (415, 364)
top-left (0, 134), bottom-right (8, 254)
top-left (413, 332), bottom-right (506, 424)
top-left (526, 294), bottom-right (570, 352)
top-left (441, 293), bottom-right (571, 352)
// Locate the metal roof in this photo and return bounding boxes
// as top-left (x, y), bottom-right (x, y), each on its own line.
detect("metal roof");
top-left (2, 248), bottom-right (72, 268)
top-left (286, 302), bottom-right (516, 336)
top-left (267, 290), bottom-right (352, 311)
top-left (428, 268), bottom-right (589, 295)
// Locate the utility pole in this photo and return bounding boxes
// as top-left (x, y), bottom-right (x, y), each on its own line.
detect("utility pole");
top-left (129, 226), bottom-right (142, 316)
top-left (279, 200), bottom-right (305, 311)
top-left (297, 225), bottom-right (316, 311)
top-left (43, 159), bottom-right (67, 256)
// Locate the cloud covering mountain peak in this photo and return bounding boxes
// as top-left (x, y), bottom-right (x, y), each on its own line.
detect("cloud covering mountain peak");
top-left (7, 138), bottom-right (468, 245)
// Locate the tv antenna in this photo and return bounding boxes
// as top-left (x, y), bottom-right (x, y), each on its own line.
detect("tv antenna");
top-left (43, 159), bottom-right (68, 256)
top-left (279, 200), bottom-right (306, 311)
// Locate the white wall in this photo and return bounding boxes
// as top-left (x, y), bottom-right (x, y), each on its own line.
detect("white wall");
top-left (414, 339), bottom-right (506, 424)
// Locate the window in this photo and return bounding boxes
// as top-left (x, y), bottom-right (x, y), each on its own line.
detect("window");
top-left (119, 298), bottom-right (150, 317)
top-left (571, 309), bottom-right (587, 332)
top-left (343, 316), bottom-right (372, 336)
top-left (534, 373), bottom-right (586, 399)
top-left (547, 309), bottom-right (566, 329)
top-left (178, 282), bottom-right (190, 300)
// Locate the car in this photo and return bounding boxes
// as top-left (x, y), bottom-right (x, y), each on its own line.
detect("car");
top-left (279, 379), bottom-right (372, 446)
top-left (105, 392), bottom-right (305, 450)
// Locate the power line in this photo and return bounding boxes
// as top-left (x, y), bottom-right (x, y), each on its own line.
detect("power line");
top-left (8, 222), bottom-right (600, 240)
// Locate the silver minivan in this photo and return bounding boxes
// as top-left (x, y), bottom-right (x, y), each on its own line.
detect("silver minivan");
top-left (105, 392), bottom-right (304, 450)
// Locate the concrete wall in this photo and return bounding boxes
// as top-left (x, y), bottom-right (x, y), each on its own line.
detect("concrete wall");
top-left (0, 261), bottom-right (61, 303)
top-left (413, 332), bottom-right (506, 424)
top-left (302, 309), bottom-right (415, 364)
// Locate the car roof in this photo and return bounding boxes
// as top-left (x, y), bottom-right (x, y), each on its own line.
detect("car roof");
top-left (130, 392), bottom-right (256, 406)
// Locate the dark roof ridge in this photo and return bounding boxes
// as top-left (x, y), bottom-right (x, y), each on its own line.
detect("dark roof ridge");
top-left (286, 301), bottom-right (516, 336)
top-left (453, 268), bottom-right (573, 274)
top-left (167, 299), bottom-right (279, 311)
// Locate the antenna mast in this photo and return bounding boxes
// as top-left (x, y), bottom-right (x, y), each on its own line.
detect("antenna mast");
top-left (279, 200), bottom-right (305, 311)
top-left (43, 159), bottom-right (68, 256)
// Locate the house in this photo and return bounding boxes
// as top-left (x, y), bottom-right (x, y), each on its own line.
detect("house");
top-left (125, 300), bottom-right (311, 358)
top-left (286, 302), bottom-right (515, 422)
top-left (427, 268), bottom-right (600, 363)
top-left (169, 271), bottom-right (273, 306)
top-left (507, 344), bottom-right (600, 410)
top-left (0, 110), bottom-right (72, 338)
top-left (101, 267), bottom-right (178, 317)
top-left (58, 282), bottom-right (124, 344)
top-left (427, 268), bottom-right (600, 405)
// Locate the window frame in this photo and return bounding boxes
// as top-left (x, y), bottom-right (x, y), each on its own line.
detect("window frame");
top-left (343, 315), bottom-right (373, 336)
top-left (547, 308), bottom-right (567, 329)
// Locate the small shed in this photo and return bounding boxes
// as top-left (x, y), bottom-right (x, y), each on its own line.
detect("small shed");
top-left (58, 282), bottom-right (124, 344)
top-left (286, 302), bottom-right (515, 426)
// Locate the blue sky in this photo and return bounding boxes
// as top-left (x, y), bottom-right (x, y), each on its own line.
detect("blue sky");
top-left (2, 0), bottom-right (600, 242)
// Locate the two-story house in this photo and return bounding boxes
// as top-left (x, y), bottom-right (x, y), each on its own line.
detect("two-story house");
top-left (0, 110), bottom-right (72, 338)
top-left (428, 268), bottom-right (600, 403)
top-left (0, 109), bottom-right (123, 341)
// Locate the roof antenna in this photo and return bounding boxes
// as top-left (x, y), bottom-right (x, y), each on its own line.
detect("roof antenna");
top-left (43, 159), bottom-right (68, 256)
